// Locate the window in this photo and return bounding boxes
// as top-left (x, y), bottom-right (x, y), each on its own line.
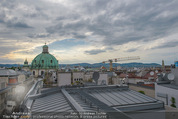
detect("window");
top-left (51, 60), bottom-right (53, 63)
top-left (42, 60), bottom-right (44, 63)
top-left (33, 71), bottom-right (35, 75)
top-left (7, 105), bottom-right (12, 107)
top-left (41, 71), bottom-right (44, 75)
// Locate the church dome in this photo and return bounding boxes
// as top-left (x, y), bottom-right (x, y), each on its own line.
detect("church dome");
top-left (31, 44), bottom-right (59, 70)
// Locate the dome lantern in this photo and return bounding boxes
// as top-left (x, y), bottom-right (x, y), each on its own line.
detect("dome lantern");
top-left (42, 43), bottom-right (49, 53)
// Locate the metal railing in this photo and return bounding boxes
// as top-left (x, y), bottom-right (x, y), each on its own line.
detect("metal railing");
top-left (20, 78), bottom-right (43, 112)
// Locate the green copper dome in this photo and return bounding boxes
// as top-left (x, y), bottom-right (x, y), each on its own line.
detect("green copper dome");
top-left (31, 45), bottom-right (59, 69)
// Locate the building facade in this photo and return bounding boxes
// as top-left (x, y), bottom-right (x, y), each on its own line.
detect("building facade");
top-left (0, 69), bottom-right (18, 115)
top-left (155, 68), bottom-right (178, 108)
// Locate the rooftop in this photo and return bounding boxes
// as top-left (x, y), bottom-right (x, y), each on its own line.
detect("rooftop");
top-left (22, 82), bottom-right (164, 119)
top-left (0, 69), bottom-right (17, 76)
top-left (157, 83), bottom-right (178, 90)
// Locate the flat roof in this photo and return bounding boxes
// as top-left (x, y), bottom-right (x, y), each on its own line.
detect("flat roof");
top-left (23, 85), bottom-right (164, 119)
top-left (31, 91), bottom-right (74, 118)
top-left (158, 83), bottom-right (178, 90)
top-left (67, 86), bottom-right (163, 112)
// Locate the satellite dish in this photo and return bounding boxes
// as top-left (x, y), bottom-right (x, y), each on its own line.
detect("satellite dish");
top-left (93, 72), bottom-right (100, 84)
top-left (157, 73), bottom-right (171, 84)
top-left (150, 71), bottom-right (154, 76)
top-left (168, 73), bottom-right (175, 80)
top-left (155, 70), bottom-right (158, 73)
top-left (163, 73), bottom-right (169, 81)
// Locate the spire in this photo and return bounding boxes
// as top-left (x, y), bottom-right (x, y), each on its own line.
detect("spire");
top-left (24, 58), bottom-right (28, 65)
top-left (162, 60), bottom-right (165, 68)
top-left (162, 60), bottom-right (165, 72)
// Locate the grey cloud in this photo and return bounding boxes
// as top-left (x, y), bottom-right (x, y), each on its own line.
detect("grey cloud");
top-left (45, 0), bottom-right (178, 47)
top-left (46, 19), bottom-right (89, 39)
top-left (0, 0), bottom-right (178, 63)
top-left (125, 48), bottom-right (137, 52)
top-left (105, 47), bottom-right (115, 51)
top-left (28, 33), bottom-right (50, 38)
top-left (85, 49), bottom-right (106, 55)
top-left (0, 45), bottom-right (20, 55)
top-left (151, 41), bottom-right (178, 49)
top-left (7, 21), bottom-right (33, 28)
top-left (55, 14), bottom-right (80, 21)
top-left (0, 58), bottom-right (23, 64)
top-left (0, 19), bottom-right (4, 23)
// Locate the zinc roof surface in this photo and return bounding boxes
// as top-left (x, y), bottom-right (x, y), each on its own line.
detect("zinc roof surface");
top-left (28, 85), bottom-right (164, 119)
top-left (31, 91), bottom-right (74, 119)
top-left (0, 69), bottom-right (17, 76)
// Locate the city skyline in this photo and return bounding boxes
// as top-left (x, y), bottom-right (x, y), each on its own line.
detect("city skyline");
top-left (0, 0), bottom-right (178, 65)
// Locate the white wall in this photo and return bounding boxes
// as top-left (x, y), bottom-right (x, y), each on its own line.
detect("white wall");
top-left (57, 72), bottom-right (71, 86)
top-left (84, 74), bottom-right (92, 81)
top-left (113, 78), bottom-right (144, 85)
top-left (18, 74), bottom-right (26, 84)
top-left (128, 78), bottom-right (145, 84)
top-left (155, 83), bottom-right (178, 108)
top-left (98, 73), bottom-right (108, 85)
top-left (171, 68), bottom-right (178, 85)
top-left (73, 72), bottom-right (84, 82)
top-left (52, 72), bottom-right (57, 82)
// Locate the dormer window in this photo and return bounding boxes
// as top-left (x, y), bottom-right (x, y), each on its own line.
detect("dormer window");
top-left (51, 60), bottom-right (53, 63)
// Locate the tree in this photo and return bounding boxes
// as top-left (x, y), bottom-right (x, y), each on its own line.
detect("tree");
top-left (138, 90), bottom-right (145, 95)
top-left (170, 97), bottom-right (176, 108)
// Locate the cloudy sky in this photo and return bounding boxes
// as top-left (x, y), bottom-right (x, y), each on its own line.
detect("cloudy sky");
top-left (0, 0), bottom-right (178, 65)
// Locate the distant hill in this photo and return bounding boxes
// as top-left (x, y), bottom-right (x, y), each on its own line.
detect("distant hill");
top-left (0, 62), bottom-right (161, 68)
top-left (0, 64), bottom-right (23, 68)
top-left (59, 62), bottom-right (161, 68)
